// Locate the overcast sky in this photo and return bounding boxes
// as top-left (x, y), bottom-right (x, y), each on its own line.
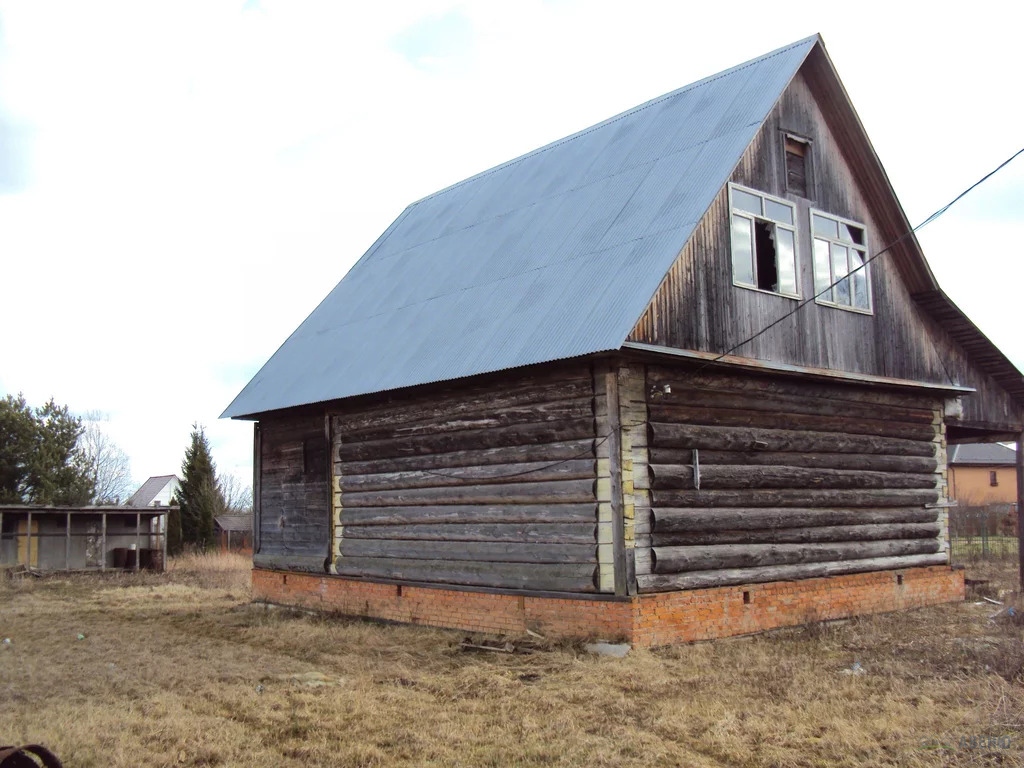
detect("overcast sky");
top-left (1, 1), bottom-right (1022, 493)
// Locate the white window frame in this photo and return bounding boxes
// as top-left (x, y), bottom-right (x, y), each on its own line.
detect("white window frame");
top-left (727, 183), bottom-right (800, 299)
top-left (810, 209), bottom-right (873, 314)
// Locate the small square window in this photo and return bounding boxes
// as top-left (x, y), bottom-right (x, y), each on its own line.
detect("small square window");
top-left (811, 210), bottom-right (871, 312)
top-left (728, 184), bottom-right (799, 298)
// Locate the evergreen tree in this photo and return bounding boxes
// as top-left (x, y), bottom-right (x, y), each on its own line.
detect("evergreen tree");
top-left (173, 425), bottom-right (225, 551)
top-left (166, 506), bottom-right (183, 556)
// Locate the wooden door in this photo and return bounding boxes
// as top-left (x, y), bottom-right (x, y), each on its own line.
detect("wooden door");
top-left (17, 520), bottom-right (39, 567)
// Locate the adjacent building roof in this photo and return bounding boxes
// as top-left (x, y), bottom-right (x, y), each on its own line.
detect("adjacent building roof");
top-left (125, 475), bottom-right (179, 507)
top-left (949, 443), bottom-right (1017, 466)
top-left (223, 36), bottom-right (819, 418)
top-left (214, 514), bottom-right (253, 532)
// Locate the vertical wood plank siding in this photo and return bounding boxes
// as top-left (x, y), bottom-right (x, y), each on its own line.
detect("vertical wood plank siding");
top-left (628, 68), bottom-right (1020, 431)
top-left (330, 364), bottom-right (601, 592)
top-left (637, 364), bottom-right (949, 592)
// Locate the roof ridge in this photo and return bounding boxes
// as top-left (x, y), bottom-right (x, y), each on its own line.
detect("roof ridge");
top-left (409, 35), bottom-right (820, 207)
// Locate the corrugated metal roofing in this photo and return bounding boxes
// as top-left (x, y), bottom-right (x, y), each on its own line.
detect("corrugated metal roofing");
top-left (223, 36), bottom-right (820, 419)
top-left (949, 442), bottom-right (1017, 466)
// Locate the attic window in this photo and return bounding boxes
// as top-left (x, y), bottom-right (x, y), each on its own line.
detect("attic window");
top-left (785, 135), bottom-right (810, 197)
top-left (812, 210), bottom-right (871, 312)
top-left (728, 184), bottom-right (798, 297)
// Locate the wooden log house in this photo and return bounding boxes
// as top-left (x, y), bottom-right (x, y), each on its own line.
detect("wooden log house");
top-left (223, 35), bottom-right (1023, 645)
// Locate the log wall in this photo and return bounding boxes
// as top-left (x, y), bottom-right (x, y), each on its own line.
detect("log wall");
top-left (637, 364), bottom-right (950, 592)
top-left (330, 364), bottom-right (601, 592)
top-left (256, 412), bottom-right (331, 571)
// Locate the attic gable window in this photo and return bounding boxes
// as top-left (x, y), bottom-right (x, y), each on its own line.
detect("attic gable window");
top-left (728, 184), bottom-right (798, 297)
top-left (812, 210), bottom-right (871, 312)
top-left (784, 135), bottom-right (810, 197)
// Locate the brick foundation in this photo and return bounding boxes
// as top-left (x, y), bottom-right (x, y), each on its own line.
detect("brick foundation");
top-left (251, 566), bottom-right (964, 647)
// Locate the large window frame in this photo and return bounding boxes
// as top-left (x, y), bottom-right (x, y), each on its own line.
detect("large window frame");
top-left (811, 209), bottom-right (873, 314)
top-left (728, 183), bottom-right (800, 299)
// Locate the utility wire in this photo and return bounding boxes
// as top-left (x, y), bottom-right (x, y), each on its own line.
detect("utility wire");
top-left (395, 146), bottom-right (1024, 484)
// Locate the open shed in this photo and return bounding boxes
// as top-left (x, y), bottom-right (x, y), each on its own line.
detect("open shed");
top-left (223, 35), bottom-right (1023, 645)
top-left (0, 506), bottom-right (168, 572)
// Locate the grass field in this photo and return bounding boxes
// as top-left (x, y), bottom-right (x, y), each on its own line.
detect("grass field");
top-left (1, 554), bottom-right (1022, 767)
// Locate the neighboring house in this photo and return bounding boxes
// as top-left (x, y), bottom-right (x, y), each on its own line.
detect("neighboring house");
top-left (214, 514), bottom-right (253, 553)
top-left (223, 35), bottom-right (1024, 646)
top-left (126, 475), bottom-right (180, 507)
top-left (948, 443), bottom-right (1018, 507)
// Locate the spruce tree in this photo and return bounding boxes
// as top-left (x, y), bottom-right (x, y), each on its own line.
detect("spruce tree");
top-left (173, 425), bottom-right (225, 551)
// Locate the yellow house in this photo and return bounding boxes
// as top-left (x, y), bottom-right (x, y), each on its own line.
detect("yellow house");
top-left (948, 443), bottom-right (1018, 507)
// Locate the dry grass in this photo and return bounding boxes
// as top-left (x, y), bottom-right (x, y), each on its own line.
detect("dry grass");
top-left (1, 557), bottom-right (1022, 767)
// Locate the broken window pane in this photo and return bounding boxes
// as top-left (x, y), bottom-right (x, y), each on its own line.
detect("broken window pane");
top-left (732, 188), bottom-right (762, 216)
top-left (731, 214), bottom-right (754, 286)
top-left (754, 220), bottom-right (778, 292)
top-left (776, 228), bottom-right (797, 295)
top-left (839, 222), bottom-right (864, 245)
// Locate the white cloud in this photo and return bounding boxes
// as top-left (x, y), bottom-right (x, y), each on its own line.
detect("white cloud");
top-left (0, 0), bottom-right (1022, 491)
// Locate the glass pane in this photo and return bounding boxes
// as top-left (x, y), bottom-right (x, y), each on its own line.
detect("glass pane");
top-left (731, 188), bottom-right (762, 216)
top-left (839, 222), bottom-right (864, 245)
top-left (764, 199), bottom-right (794, 225)
top-left (850, 249), bottom-right (869, 309)
top-left (731, 215), bottom-right (754, 286)
top-left (776, 228), bottom-right (797, 295)
top-left (832, 244), bottom-right (850, 305)
top-left (813, 214), bottom-right (839, 239)
top-left (813, 238), bottom-right (832, 299)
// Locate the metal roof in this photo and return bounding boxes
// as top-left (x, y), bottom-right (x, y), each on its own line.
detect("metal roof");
top-left (214, 514), bottom-right (253, 532)
top-left (949, 442), bottom-right (1018, 466)
top-left (223, 36), bottom-right (819, 419)
top-left (125, 475), bottom-right (180, 507)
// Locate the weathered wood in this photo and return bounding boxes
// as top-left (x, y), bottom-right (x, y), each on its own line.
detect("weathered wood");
top-left (338, 439), bottom-right (594, 476)
top-left (343, 521), bottom-right (597, 544)
top-left (649, 422), bottom-right (936, 458)
top-left (648, 464), bottom-right (937, 491)
top-left (334, 557), bottom-right (598, 592)
top-left (338, 420), bottom-right (595, 462)
top-left (606, 368), bottom-right (628, 596)
top-left (651, 488), bottom-right (939, 508)
top-left (341, 538), bottom-right (597, 564)
top-left (648, 448), bottom-right (937, 474)
top-left (341, 397), bottom-right (595, 443)
top-left (344, 478), bottom-right (596, 507)
top-left (652, 522), bottom-right (941, 546)
top-left (253, 553), bottom-right (326, 573)
top-left (648, 403), bottom-right (936, 442)
top-left (343, 503), bottom-right (598, 526)
top-left (339, 458), bottom-right (595, 492)
top-left (253, 423), bottom-right (261, 554)
top-left (1017, 432), bottom-right (1024, 590)
top-left (637, 553), bottom-right (950, 591)
top-left (651, 538), bottom-right (940, 573)
top-left (651, 506), bottom-right (939, 532)
top-left (648, 384), bottom-right (936, 424)
top-left (334, 371), bottom-right (593, 434)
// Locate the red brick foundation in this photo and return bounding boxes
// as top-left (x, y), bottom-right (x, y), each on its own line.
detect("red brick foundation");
top-left (252, 565), bottom-right (964, 647)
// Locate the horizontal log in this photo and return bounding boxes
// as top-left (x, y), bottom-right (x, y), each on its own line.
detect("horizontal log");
top-left (650, 488), bottom-right (939, 508)
top-left (648, 423), bottom-right (936, 458)
top-left (333, 370), bottom-right (593, 433)
top-left (339, 439), bottom-right (595, 476)
top-left (637, 553), bottom-right (949, 591)
top-left (340, 539), bottom-right (597, 564)
top-left (647, 385), bottom-right (936, 425)
top-left (652, 522), bottom-right (941, 546)
top-left (344, 478), bottom-right (595, 507)
top-left (648, 403), bottom-right (936, 442)
top-left (651, 538), bottom-right (940, 573)
top-left (338, 420), bottom-right (595, 462)
top-left (343, 503), bottom-right (597, 526)
top-left (646, 367), bottom-right (941, 410)
top-left (334, 557), bottom-right (598, 592)
top-left (648, 448), bottom-right (938, 474)
top-left (342, 521), bottom-right (597, 544)
top-left (651, 507), bottom-right (939, 532)
top-left (339, 458), bottom-right (595, 492)
top-left (342, 397), bottom-right (595, 443)
top-left (648, 464), bottom-right (937, 491)
top-left (253, 553), bottom-right (326, 573)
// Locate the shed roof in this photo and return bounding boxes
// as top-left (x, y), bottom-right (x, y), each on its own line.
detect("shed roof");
top-left (214, 514), bottom-right (253, 532)
top-left (949, 443), bottom-right (1017, 466)
top-left (223, 36), bottom-right (819, 418)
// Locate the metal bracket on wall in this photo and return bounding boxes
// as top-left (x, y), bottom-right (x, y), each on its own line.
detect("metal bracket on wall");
top-left (692, 448), bottom-right (701, 490)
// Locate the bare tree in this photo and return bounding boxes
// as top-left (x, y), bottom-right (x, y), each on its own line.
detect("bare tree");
top-left (218, 472), bottom-right (253, 513)
top-left (78, 412), bottom-right (134, 504)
